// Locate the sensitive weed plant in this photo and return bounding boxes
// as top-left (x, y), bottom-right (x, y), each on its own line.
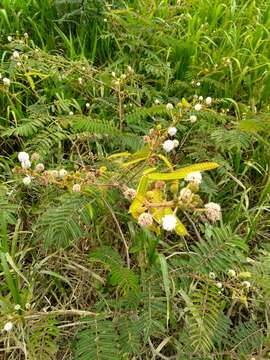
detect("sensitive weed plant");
top-left (0, 2), bottom-right (270, 360)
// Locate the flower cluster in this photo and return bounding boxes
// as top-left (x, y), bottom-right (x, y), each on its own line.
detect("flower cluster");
top-left (162, 126), bottom-right (179, 153)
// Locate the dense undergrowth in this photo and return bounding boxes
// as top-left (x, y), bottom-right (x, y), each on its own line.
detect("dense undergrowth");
top-left (0, 0), bottom-right (269, 359)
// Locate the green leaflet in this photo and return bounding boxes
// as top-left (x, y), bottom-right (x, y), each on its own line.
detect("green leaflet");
top-left (158, 254), bottom-right (171, 328)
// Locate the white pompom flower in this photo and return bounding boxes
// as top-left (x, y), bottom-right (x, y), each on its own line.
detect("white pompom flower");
top-left (12, 51), bottom-right (20, 59)
top-left (123, 188), bottom-right (137, 200)
top-left (3, 77), bottom-right (11, 86)
top-left (7, 36), bottom-right (12, 42)
top-left (180, 188), bottom-right (192, 201)
top-left (216, 282), bottom-right (223, 289)
top-left (23, 176), bottom-right (31, 186)
top-left (242, 281), bottom-right (251, 289)
top-left (185, 171), bottom-right (202, 185)
top-left (138, 212), bottom-right (153, 227)
top-left (35, 163), bottom-right (45, 172)
top-left (162, 140), bottom-right (175, 153)
top-left (86, 102), bottom-right (90, 108)
top-left (205, 202), bottom-right (221, 222)
top-left (21, 159), bottom-right (31, 169)
top-left (72, 184), bottom-right (81, 192)
top-left (227, 269), bottom-right (236, 278)
top-left (166, 103), bottom-right (174, 111)
top-left (69, 111), bottom-right (74, 116)
top-left (154, 99), bottom-right (160, 104)
top-left (168, 127), bottom-right (177, 136)
top-left (59, 169), bottom-right (68, 178)
top-left (194, 103), bottom-right (202, 111)
top-left (190, 115), bottom-right (197, 123)
top-left (173, 139), bottom-right (179, 148)
top-left (18, 151), bottom-right (29, 163)
top-left (205, 96), bottom-right (212, 105)
top-left (4, 322), bottom-right (13, 332)
top-left (31, 152), bottom-right (40, 161)
top-left (209, 272), bottom-right (216, 279)
top-left (162, 214), bottom-right (177, 231)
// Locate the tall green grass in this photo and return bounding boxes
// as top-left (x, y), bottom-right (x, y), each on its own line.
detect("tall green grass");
top-left (0, 0), bottom-right (269, 106)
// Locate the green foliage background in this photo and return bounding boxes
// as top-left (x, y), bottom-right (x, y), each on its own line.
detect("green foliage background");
top-left (0, 0), bottom-right (269, 359)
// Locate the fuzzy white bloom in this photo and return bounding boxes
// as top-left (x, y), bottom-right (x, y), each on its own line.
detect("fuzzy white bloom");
top-left (112, 71), bottom-right (116, 78)
top-left (205, 202), bottom-right (221, 222)
top-left (190, 115), bottom-right (197, 123)
top-left (138, 212), bottom-right (153, 227)
top-left (168, 127), bottom-right (177, 136)
top-left (14, 304), bottom-right (21, 311)
top-left (59, 169), bottom-right (68, 178)
top-left (86, 102), bottom-right (90, 108)
top-left (35, 163), bottom-right (44, 172)
top-left (154, 99), bottom-right (160, 104)
top-left (173, 139), bottom-right (179, 148)
top-left (127, 65), bottom-right (133, 73)
top-left (194, 103), bottom-right (202, 111)
top-left (7, 36), bottom-right (12, 42)
top-left (185, 171), bottom-right (202, 185)
top-left (21, 159), bottom-right (31, 169)
top-left (78, 77), bottom-right (83, 85)
top-left (209, 272), bottom-right (216, 279)
top-left (205, 96), bottom-right (212, 105)
top-left (69, 111), bottom-right (74, 116)
top-left (162, 139), bottom-right (175, 153)
top-left (162, 214), bottom-right (177, 231)
top-left (4, 322), bottom-right (13, 332)
top-left (23, 176), bottom-right (31, 186)
top-left (18, 151), bottom-right (29, 163)
top-left (199, 96), bottom-right (203, 101)
top-left (216, 282), bottom-right (223, 289)
top-left (193, 94), bottom-right (198, 100)
top-left (3, 77), bottom-right (11, 86)
top-left (16, 62), bottom-right (22, 67)
top-left (166, 103), bottom-right (174, 111)
top-left (180, 188), bottom-right (192, 201)
top-left (196, 81), bottom-right (201, 87)
top-left (120, 74), bottom-right (126, 80)
top-left (123, 188), bottom-right (137, 200)
top-left (72, 183), bottom-right (81, 192)
top-left (227, 269), bottom-right (236, 278)
top-left (241, 281), bottom-right (251, 289)
top-left (24, 32), bottom-right (29, 38)
top-left (50, 170), bottom-right (59, 178)
top-left (31, 152), bottom-right (40, 161)
top-left (12, 51), bottom-right (20, 59)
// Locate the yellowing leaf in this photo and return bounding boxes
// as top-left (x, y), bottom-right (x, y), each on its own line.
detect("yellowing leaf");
top-left (157, 154), bottom-right (174, 171)
top-left (129, 176), bottom-right (149, 218)
top-left (25, 73), bottom-right (35, 90)
top-left (147, 162), bottom-right (219, 181)
top-left (107, 152), bottom-right (131, 159)
top-left (122, 156), bottom-right (148, 168)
